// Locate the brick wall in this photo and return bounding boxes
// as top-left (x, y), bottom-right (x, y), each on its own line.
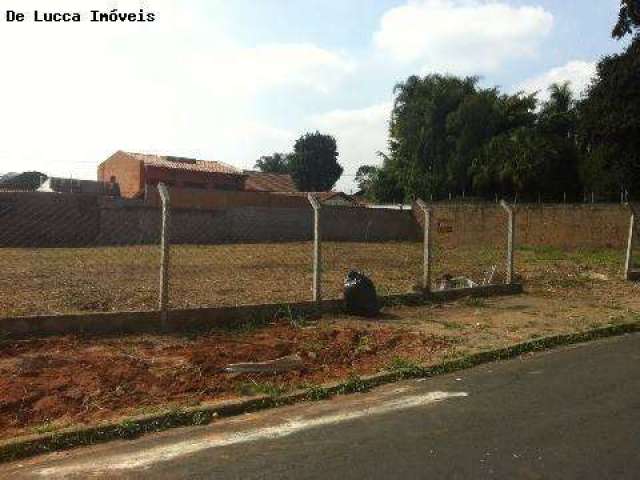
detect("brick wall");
top-left (0, 192), bottom-right (100, 247)
top-left (412, 202), bottom-right (635, 250)
top-left (1, 192), bottom-right (635, 249)
top-left (145, 187), bottom-right (310, 209)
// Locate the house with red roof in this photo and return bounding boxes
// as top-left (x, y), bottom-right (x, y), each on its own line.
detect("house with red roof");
top-left (97, 151), bottom-right (247, 198)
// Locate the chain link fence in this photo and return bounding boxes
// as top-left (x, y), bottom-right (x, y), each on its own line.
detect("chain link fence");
top-left (414, 201), bottom-right (511, 291)
top-left (319, 205), bottom-right (422, 299)
top-left (626, 204), bottom-right (640, 278)
top-left (0, 193), bottom-right (160, 318)
top-left (8, 185), bottom-right (605, 321)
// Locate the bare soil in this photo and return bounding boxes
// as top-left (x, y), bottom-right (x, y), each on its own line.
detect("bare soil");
top-left (0, 243), bottom-right (639, 440)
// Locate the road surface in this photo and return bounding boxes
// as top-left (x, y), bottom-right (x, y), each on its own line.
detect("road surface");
top-left (2, 332), bottom-right (639, 479)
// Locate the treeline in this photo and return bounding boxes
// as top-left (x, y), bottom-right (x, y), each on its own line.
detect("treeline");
top-left (357, 3), bottom-right (640, 203)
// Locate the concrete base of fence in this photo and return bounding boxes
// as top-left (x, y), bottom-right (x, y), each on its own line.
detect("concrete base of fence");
top-left (0, 283), bottom-right (522, 339)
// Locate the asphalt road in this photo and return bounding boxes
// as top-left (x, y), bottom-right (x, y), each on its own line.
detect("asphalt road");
top-left (3, 333), bottom-right (639, 479)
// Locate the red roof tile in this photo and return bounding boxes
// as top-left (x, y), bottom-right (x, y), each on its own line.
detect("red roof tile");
top-left (243, 171), bottom-right (298, 192)
top-left (126, 152), bottom-right (241, 175)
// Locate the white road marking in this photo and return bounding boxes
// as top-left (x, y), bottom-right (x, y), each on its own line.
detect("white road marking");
top-left (37, 391), bottom-right (468, 477)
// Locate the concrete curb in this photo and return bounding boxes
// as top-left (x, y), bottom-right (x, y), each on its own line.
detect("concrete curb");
top-left (0, 320), bottom-right (637, 464)
top-left (0, 283), bottom-right (522, 339)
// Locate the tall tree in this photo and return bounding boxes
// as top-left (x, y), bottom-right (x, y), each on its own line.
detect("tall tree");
top-left (387, 74), bottom-right (479, 200)
top-left (254, 153), bottom-right (290, 174)
top-left (288, 132), bottom-right (343, 191)
top-left (613, 0), bottom-right (640, 39)
top-left (577, 37), bottom-right (640, 198)
top-left (354, 165), bottom-right (379, 195)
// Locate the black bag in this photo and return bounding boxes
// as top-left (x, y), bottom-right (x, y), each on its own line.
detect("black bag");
top-left (343, 270), bottom-right (380, 317)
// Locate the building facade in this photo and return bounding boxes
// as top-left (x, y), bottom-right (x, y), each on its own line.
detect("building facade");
top-left (97, 151), bottom-right (245, 198)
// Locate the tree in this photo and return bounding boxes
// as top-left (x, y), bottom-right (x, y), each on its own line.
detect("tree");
top-left (0, 171), bottom-right (47, 190)
top-left (254, 153), bottom-right (290, 174)
top-left (612, 0), bottom-right (640, 39)
top-left (288, 132), bottom-right (343, 191)
top-left (354, 165), bottom-right (379, 194)
top-left (387, 74), bottom-right (479, 200)
top-left (577, 37), bottom-right (640, 198)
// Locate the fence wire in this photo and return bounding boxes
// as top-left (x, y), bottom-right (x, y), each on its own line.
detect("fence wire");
top-left (428, 204), bottom-right (509, 290)
top-left (630, 209), bottom-right (640, 272)
top-left (320, 206), bottom-right (422, 299)
top-left (167, 206), bottom-right (313, 309)
top-left (4, 186), bottom-right (637, 321)
top-left (0, 194), bottom-right (160, 318)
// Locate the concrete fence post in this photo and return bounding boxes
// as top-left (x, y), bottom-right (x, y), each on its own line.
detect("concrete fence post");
top-left (625, 203), bottom-right (637, 281)
top-left (308, 194), bottom-right (322, 302)
top-left (500, 200), bottom-right (515, 284)
top-left (416, 199), bottom-right (432, 292)
top-left (158, 183), bottom-right (171, 326)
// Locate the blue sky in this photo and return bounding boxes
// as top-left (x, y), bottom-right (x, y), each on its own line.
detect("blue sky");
top-left (0, 0), bottom-right (629, 192)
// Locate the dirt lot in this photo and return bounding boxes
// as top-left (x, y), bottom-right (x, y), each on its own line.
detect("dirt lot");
top-left (0, 244), bottom-right (639, 440)
top-left (1, 241), bottom-right (508, 317)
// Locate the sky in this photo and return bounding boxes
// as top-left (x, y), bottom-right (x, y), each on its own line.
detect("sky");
top-left (0, 0), bottom-right (628, 193)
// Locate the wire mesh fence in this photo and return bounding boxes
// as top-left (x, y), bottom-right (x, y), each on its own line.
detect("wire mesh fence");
top-left (0, 193), bottom-right (160, 318)
top-left (424, 203), bottom-right (510, 291)
top-left (320, 205), bottom-right (422, 299)
top-left (13, 184), bottom-right (639, 321)
top-left (627, 205), bottom-right (640, 275)
top-left (168, 242), bottom-right (314, 309)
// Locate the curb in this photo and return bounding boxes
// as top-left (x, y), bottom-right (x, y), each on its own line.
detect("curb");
top-left (1, 283), bottom-right (523, 339)
top-left (1, 321), bottom-right (638, 464)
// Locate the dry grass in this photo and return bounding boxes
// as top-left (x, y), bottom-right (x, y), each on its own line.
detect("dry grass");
top-left (0, 241), bottom-right (510, 317)
top-left (0, 241), bottom-right (635, 317)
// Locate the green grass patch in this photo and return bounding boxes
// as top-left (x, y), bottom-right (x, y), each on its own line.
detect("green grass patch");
top-left (387, 357), bottom-right (423, 375)
top-left (236, 380), bottom-right (287, 399)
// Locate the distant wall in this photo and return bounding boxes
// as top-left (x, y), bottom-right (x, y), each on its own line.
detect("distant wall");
top-left (413, 202), bottom-right (635, 250)
top-left (0, 192), bottom-right (100, 247)
top-left (145, 187), bottom-right (310, 210)
top-left (0, 192), bottom-right (419, 247)
top-left (1, 192), bottom-right (634, 249)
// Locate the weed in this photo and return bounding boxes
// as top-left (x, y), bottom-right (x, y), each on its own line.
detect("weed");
top-left (387, 356), bottom-right (423, 375)
top-left (354, 334), bottom-right (373, 355)
top-left (30, 422), bottom-right (58, 435)
top-left (191, 410), bottom-right (211, 426)
top-left (337, 375), bottom-right (370, 394)
top-left (463, 296), bottom-right (487, 308)
top-left (304, 385), bottom-right (332, 401)
top-left (237, 380), bottom-right (285, 399)
top-left (279, 305), bottom-right (309, 329)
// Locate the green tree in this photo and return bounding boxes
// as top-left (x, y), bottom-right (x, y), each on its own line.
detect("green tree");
top-left (254, 153), bottom-right (291, 174)
top-left (0, 171), bottom-right (47, 190)
top-left (368, 154), bottom-right (405, 202)
top-left (387, 74), bottom-right (478, 200)
top-left (613, 0), bottom-right (640, 39)
top-left (288, 132), bottom-right (343, 191)
top-left (577, 37), bottom-right (640, 198)
top-left (354, 165), bottom-right (379, 194)
top-left (536, 82), bottom-right (582, 200)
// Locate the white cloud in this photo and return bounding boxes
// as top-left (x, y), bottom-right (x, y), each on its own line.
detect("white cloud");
top-left (0, 1), bottom-right (353, 178)
top-left (374, 0), bottom-right (553, 74)
top-left (190, 44), bottom-right (355, 97)
top-left (309, 102), bottom-right (392, 193)
top-left (514, 60), bottom-right (597, 101)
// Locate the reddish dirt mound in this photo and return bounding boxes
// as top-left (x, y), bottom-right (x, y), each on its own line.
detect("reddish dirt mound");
top-left (0, 322), bottom-right (452, 440)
